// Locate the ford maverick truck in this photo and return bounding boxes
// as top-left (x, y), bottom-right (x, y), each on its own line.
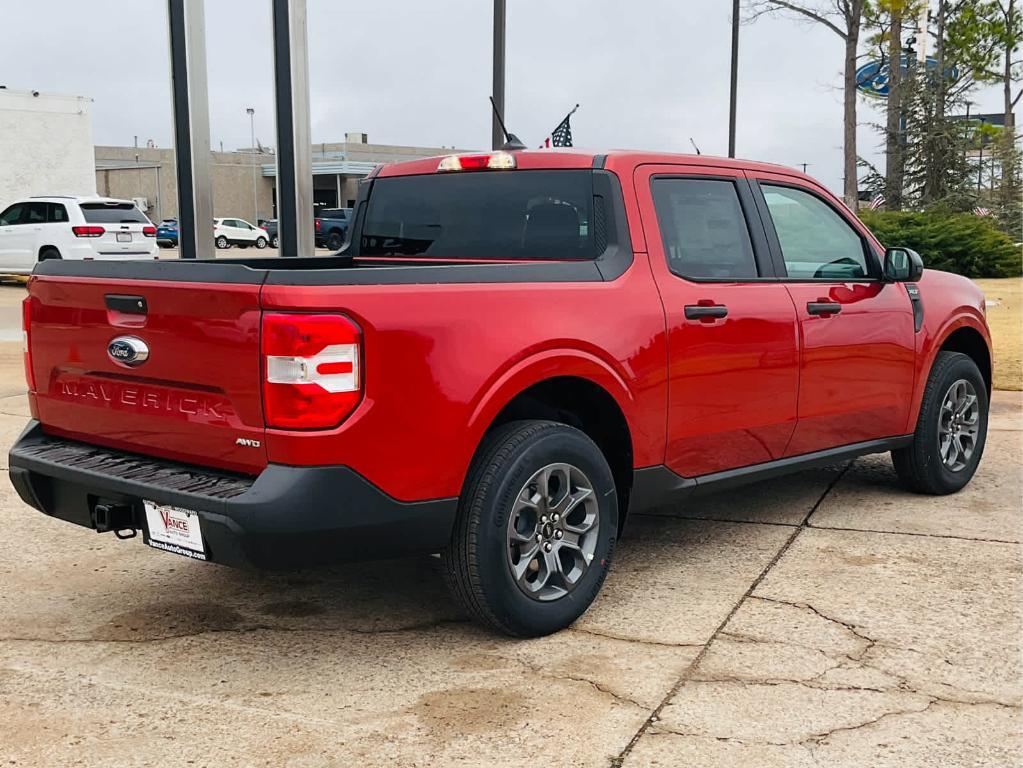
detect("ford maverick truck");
top-left (9, 149), bottom-right (992, 637)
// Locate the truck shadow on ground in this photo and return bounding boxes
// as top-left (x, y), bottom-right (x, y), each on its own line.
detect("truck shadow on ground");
top-left (88, 465), bottom-right (852, 644)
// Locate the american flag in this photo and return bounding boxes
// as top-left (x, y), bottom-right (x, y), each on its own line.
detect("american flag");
top-left (542, 104), bottom-right (579, 148)
top-left (974, 207), bottom-right (992, 217)
top-left (868, 194), bottom-right (885, 210)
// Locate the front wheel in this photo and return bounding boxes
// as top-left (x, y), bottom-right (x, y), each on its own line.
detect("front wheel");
top-left (442, 420), bottom-right (618, 637)
top-left (255, 236), bottom-right (267, 249)
top-left (892, 351), bottom-right (988, 494)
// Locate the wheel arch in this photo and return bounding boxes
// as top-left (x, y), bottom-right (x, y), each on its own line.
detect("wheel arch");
top-left (37, 245), bottom-right (61, 260)
top-left (938, 325), bottom-right (992, 394)
top-left (465, 351), bottom-right (638, 531)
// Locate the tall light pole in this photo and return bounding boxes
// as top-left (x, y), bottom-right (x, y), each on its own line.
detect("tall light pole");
top-left (246, 107), bottom-right (258, 222)
top-left (492, 0), bottom-right (506, 150)
top-left (728, 0), bottom-right (740, 158)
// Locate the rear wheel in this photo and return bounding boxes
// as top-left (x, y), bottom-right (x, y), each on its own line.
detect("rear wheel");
top-left (38, 247), bottom-right (61, 261)
top-left (270, 235), bottom-right (279, 248)
top-left (442, 420), bottom-right (617, 637)
top-left (326, 231), bottom-right (344, 251)
top-left (255, 236), bottom-right (267, 249)
top-left (892, 351), bottom-right (988, 494)
top-left (215, 236), bottom-right (228, 249)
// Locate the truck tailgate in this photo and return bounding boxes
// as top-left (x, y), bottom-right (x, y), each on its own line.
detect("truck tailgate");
top-left (27, 276), bottom-right (267, 474)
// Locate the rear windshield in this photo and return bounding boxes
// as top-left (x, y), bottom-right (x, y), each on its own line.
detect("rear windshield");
top-left (320, 208), bottom-right (350, 219)
top-left (357, 170), bottom-right (595, 260)
top-left (80, 203), bottom-right (149, 224)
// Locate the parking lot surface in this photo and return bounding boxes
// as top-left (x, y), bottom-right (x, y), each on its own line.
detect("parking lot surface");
top-left (0, 283), bottom-right (1018, 767)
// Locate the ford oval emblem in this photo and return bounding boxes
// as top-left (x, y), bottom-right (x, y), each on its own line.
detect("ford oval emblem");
top-left (107, 336), bottom-right (150, 367)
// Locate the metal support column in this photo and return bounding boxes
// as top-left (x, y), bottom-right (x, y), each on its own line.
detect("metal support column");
top-left (492, 0), bottom-right (506, 151)
top-left (272, 0), bottom-right (314, 257)
top-left (167, 0), bottom-right (214, 259)
top-left (727, 0), bottom-right (740, 158)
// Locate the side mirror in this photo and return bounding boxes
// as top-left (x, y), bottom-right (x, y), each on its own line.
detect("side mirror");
top-left (883, 247), bottom-right (924, 282)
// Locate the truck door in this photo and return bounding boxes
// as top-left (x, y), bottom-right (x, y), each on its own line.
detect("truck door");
top-left (635, 165), bottom-right (799, 477)
top-left (747, 172), bottom-right (916, 456)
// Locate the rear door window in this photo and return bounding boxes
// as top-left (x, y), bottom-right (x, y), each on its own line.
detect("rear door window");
top-left (80, 203), bottom-right (148, 224)
top-left (26, 202), bottom-right (48, 224)
top-left (651, 178), bottom-right (758, 279)
top-left (358, 170), bottom-right (595, 260)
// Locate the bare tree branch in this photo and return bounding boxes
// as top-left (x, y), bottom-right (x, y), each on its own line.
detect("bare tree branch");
top-left (747, 0), bottom-right (848, 38)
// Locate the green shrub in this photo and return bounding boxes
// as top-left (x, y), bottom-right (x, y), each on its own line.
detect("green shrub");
top-left (859, 210), bottom-right (1022, 278)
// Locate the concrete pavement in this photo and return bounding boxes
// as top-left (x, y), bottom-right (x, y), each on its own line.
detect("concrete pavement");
top-left (0, 282), bottom-right (1018, 766)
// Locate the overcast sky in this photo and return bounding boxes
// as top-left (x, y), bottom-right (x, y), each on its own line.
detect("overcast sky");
top-left (0, 0), bottom-right (1006, 195)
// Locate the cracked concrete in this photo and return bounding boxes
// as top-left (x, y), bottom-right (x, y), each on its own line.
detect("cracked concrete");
top-left (0, 279), bottom-right (1018, 768)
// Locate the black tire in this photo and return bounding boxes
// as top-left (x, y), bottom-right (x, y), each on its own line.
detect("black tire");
top-left (255, 237), bottom-right (267, 249)
top-left (215, 236), bottom-right (229, 249)
top-left (892, 351), bottom-right (988, 495)
top-left (271, 236), bottom-right (279, 249)
top-left (442, 420), bottom-right (618, 637)
top-left (38, 247), bottom-right (61, 262)
top-left (326, 231), bottom-right (344, 251)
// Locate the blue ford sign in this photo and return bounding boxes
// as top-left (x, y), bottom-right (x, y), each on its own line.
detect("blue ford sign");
top-left (856, 55), bottom-right (959, 98)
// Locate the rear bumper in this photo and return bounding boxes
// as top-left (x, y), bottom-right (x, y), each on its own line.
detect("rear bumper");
top-left (8, 421), bottom-right (457, 570)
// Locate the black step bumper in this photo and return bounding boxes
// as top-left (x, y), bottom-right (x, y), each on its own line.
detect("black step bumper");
top-left (8, 421), bottom-right (457, 570)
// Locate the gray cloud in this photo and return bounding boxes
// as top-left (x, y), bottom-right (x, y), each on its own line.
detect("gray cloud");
top-left (0, 0), bottom-right (1005, 194)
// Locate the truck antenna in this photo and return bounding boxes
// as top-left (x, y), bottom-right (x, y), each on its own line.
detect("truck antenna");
top-left (689, 137), bottom-right (702, 155)
top-left (489, 97), bottom-right (527, 150)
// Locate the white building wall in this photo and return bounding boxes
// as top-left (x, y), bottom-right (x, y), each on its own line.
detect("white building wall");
top-left (0, 89), bottom-right (96, 208)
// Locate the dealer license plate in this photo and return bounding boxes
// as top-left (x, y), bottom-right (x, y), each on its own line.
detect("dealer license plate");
top-left (116, 232), bottom-right (132, 242)
top-left (144, 501), bottom-right (207, 560)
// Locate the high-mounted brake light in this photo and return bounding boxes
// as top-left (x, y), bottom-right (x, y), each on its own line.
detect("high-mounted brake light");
top-left (437, 151), bottom-right (517, 172)
top-left (262, 313), bottom-right (362, 430)
top-left (72, 225), bottom-right (105, 237)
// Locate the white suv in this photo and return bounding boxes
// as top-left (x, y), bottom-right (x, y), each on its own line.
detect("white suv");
top-left (213, 218), bottom-right (269, 249)
top-left (0, 196), bottom-right (157, 274)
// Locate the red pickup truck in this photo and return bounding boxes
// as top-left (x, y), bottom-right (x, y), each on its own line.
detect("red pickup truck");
top-left (9, 149), bottom-right (992, 637)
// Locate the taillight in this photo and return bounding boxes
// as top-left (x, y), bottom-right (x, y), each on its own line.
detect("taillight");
top-left (143, 226), bottom-right (156, 237)
top-left (437, 151), bottom-right (517, 171)
top-left (262, 313), bottom-right (362, 429)
top-left (314, 218), bottom-right (322, 232)
top-left (22, 296), bottom-right (35, 391)
top-left (72, 225), bottom-right (105, 237)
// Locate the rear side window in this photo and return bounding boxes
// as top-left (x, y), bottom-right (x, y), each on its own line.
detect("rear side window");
top-left (358, 170), bottom-right (595, 260)
top-left (651, 178), bottom-right (758, 279)
top-left (80, 203), bottom-right (148, 224)
top-left (48, 203), bottom-right (68, 223)
top-left (761, 185), bottom-right (871, 280)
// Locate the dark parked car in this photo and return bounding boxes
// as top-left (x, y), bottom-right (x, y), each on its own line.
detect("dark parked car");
top-left (314, 208), bottom-right (351, 250)
top-left (155, 219), bottom-right (178, 248)
top-left (261, 219), bottom-right (279, 249)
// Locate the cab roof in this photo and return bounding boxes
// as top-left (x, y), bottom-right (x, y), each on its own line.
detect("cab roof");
top-left (374, 148), bottom-right (813, 183)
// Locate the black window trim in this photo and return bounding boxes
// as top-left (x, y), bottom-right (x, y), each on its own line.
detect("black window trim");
top-left (649, 173), bottom-right (779, 283)
top-left (347, 168), bottom-right (635, 281)
top-left (750, 178), bottom-right (883, 283)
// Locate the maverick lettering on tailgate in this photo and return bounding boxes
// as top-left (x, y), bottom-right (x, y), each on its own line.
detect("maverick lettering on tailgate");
top-left (55, 375), bottom-right (237, 425)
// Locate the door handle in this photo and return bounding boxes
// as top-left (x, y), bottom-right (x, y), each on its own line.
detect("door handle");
top-left (684, 304), bottom-right (728, 321)
top-left (807, 301), bottom-right (842, 316)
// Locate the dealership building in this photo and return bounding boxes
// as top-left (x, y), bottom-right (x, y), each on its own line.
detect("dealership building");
top-left (95, 132), bottom-right (472, 224)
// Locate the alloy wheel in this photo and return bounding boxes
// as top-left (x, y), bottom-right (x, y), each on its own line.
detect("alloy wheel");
top-left (938, 378), bottom-right (980, 472)
top-left (506, 462), bottom-right (600, 602)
